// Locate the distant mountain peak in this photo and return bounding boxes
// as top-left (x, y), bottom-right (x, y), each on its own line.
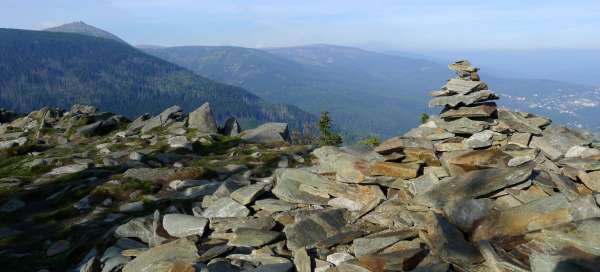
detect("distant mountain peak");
top-left (44, 21), bottom-right (127, 44)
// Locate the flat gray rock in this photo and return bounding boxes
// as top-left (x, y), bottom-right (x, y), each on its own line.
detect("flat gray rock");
top-left (230, 182), bottom-right (268, 205)
top-left (122, 238), bottom-right (199, 272)
top-left (201, 197), bottom-right (250, 218)
top-left (240, 122), bottom-right (291, 144)
top-left (498, 110), bottom-right (543, 135)
top-left (283, 208), bottom-right (348, 250)
top-left (162, 214), bottom-right (208, 238)
top-left (429, 90), bottom-right (498, 108)
top-left (436, 117), bottom-right (489, 134)
top-left (141, 105), bottom-right (182, 133)
top-left (415, 163), bottom-right (533, 208)
top-left (229, 228), bottom-right (281, 247)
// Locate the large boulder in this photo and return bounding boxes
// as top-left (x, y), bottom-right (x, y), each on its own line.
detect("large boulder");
top-left (240, 122), bottom-right (291, 144)
top-left (141, 106), bottom-right (183, 133)
top-left (220, 117), bottom-right (241, 136)
top-left (188, 102), bottom-right (218, 133)
top-left (76, 115), bottom-right (128, 137)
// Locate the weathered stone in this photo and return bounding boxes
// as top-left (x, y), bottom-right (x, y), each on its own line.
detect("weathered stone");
top-left (448, 60), bottom-right (478, 73)
top-left (118, 201), bottom-right (144, 213)
top-left (115, 217), bottom-right (162, 244)
top-left (426, 214), bottom-right (483, 267)
top-left (436, 117), bottom-right (489, 134)
top-left (167, 136), bottom-right (192, 150)
top-left (565, 145), bottom-right (600, 159)
top-left (474, 194), bottom-right (600, 241)
top-left (77, 116), bottom-right (126, 137)
top-left (283, 208), bottom-right (348, 250)
top-left (254, 199), bottom-right (295, 213)
top-left (508, 132), bottom-right (532, 147)
top-left (429, 90), bottom-right (498, 107)
top-left (543, 125), bottom-right (596, 153)
top-left (434, 78), bottom-right (488, 96)
top-left (328, 197), bottom-right (362, 211)
top-left (0, 137), bottom-right (27, 149)
top-left (272, 169), bottom-right (330, 205)
top-left (273, 168), bottom-right (385, 207)
top-left (559, 157), bottom-right (600, 172)
top-left (293, 248), bottom-right (312, 272)
top-left (230, 182), bottom-right (268, 205)
top-left (446, 198), bottom-right (493, 232)
top-left (209, 216), bottom-right (276, 232)
top-left (312, 146), bottom-right (376, 183)
top-left (369, 162), bottom-right (420, 179)
top-left (122, 238), bottom-right (199, 272)
top-left (226, 254), bottom-right (293, 271)
top-left (353, 229), bottom-right (418, 257)
top-left (327, 252), bottom-right (354, 266)
top-left (188, 102), bottom-right (218, 133)
top-left (141, 105), bottom-right (183, 133)
top-left (202, 197), bottom-right (250, 218)
top-left (162, 214), bottom-right (208, 238)
top-left (434, 138), bottom-right (468, 152)
top-left (197, 245), bottom-right (233, 262)
top-left (403, 147), bottom-right (440, 166)
top-left (47, 164), bottom-right (88, 176)
top-left (174, 182), bottom-right (220, 200)
top-left (123, 167), bottom-right (175, 182)
top-left (508, 156), bottom-right (533, 167)
top-left (240, 122), bottom-right (290, 144)
top-left (578, 171), bottom-right (600, 192)
top-left (221, 117), bottom-right (241, 136)
top-left (498, 110), bottom-right (543, 134)
top-left (340, 249), bottom-right (424, 272)
top-left (465, 131), bottom-right (493, 149)
top-left (444, 148), bottom-right (511, 172)
top-left (229, 228), bottom-right (280, 247)
top-left (415, 163), bottom-right (533, 208)
top-left (440, 102), bottom-right (497, 119)
top-left (530, 136), bottom-right (563, 160)
top-left (374, 137), bottom-right (434, 154)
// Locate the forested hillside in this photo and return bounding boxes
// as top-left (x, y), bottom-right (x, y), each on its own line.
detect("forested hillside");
top-left (0, 28), bottom-right (315, 130)
top-left (145, 44), bottom-right (600, 138)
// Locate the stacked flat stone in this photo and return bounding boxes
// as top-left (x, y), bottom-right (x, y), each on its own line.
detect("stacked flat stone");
top-left (428, 60), bottom-right (499, 136)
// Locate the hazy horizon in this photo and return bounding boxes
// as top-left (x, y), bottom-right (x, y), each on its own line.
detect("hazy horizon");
top-left (3, 0), bottom-right (600, 50)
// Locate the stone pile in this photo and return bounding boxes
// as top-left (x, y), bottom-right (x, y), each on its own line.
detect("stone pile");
top-left (3, 62), bottom-right (600, 272)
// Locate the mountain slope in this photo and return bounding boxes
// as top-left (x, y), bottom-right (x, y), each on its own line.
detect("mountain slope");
top-left (44, 21), bottom-right (127, 44)
top-left (0, 28), bottom-right (315, 130)
top-left (144, 44), bottom-right (600, 137)
top-left (143, 45), bottom-right (445, 139)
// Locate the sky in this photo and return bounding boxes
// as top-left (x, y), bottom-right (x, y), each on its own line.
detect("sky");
top-left (2, 0), bottom-right (600, 50)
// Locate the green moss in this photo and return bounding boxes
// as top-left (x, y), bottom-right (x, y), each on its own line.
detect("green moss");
top-left (121, 178), bottom-right (154, 193)
top-left (33, 205), bottom-right (80, 223)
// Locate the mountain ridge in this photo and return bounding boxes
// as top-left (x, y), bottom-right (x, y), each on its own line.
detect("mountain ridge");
top-left (0, 28), bottom-right (316, 131)
top-left (44, 21), bottom-right (128, 44)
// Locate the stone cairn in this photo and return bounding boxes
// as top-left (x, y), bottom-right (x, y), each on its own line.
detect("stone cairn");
top-left (428, 60), bottom-right (500, 148)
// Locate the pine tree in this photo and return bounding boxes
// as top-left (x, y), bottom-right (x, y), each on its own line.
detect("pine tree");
top-left (420, 113), bottom-right (430, 124)
top-left (318, 111), bottom-right (343, 146)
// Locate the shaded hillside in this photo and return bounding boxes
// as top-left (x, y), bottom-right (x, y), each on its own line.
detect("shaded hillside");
top-left (143, 45), bottom-right (446, 139)
top-left (145, 44), bottom-right (600, 137)
top-left (0, 28), bottom-right (315, 130)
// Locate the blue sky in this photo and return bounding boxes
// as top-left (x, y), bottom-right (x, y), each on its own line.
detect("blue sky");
top-left (2, 0), bottom-right (600, 50)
